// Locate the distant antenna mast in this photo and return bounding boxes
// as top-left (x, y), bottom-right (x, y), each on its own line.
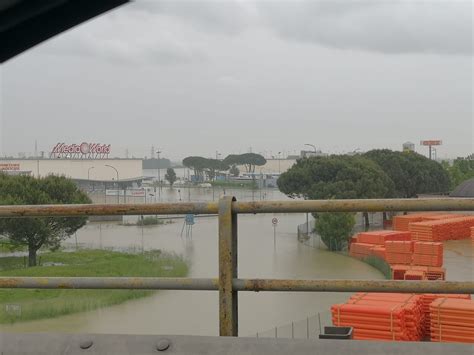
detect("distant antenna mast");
top-left (151, 146), bottom-right (155, 159)
top-left (34, 140), bottom-right (38, 157)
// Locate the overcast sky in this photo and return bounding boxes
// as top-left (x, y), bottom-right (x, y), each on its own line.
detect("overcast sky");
top-left (1, 0), bottom-right (472, 161)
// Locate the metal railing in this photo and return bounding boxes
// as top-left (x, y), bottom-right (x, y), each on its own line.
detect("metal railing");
top-left (0, 197), bottom-right (473, 336)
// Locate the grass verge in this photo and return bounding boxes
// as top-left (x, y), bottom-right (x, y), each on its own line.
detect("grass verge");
top-left (0, 249), bottom-right (187, 324)
top-left (362, 255), bottom-right (392, 279)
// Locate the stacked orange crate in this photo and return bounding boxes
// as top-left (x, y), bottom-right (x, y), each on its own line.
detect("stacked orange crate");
top-left (471, 227), bottom-right (474, 241)
top-left (430, 298), bottom-right (474, 343)
top-left (421, 294), bottom-right (471, 338)
top-left (332, 293), bottom-right (424, 341)
top-left (391, 265), bottom-right (410, 280)
top-left (385, 241), bottom-right (413, 265)
top-left (412, 242), bottom-right (443, 267)
top-left (393, 214), bottom-right (435, 231)
top-left (357, 230), bottom-right (412, 245)
top-left (409, 217), bottom-right (474, 242)
top-left (349, 243), bottom-right (375, 259)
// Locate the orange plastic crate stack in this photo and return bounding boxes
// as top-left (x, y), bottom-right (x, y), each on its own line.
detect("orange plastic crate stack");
top-left (471, 227), bottom-right (474, 241)
top-left (349, 242), bottom-right (375, 259)
top-left (412, 242), bottom-right (443, 267)
top-left (357, 230), bottom-right (412, 245)
top-left (430, 298), bottom-right (474, 343)
top-left (421, 294), bottom-right (471, 338)
top-left (385, 241), bottom-right (413, 265)
top-left (393, 214), bottom-right (435, 231)
top-left (409, 217), bottom-right (474, 242)
top-left (332, 293), bottom-right (424, 341)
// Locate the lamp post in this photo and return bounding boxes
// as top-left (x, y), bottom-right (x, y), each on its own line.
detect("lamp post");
top-left (87, 166), bottom-right (95, 193)
top-left (105, 164), bottom-right (119, 204)
top-left (304, 143), bottom-right (317, 157)
top-left (278, 152), bottom-right (281, 174)
top-left (156, 148), bottom-right (162, 201)
top-left (87, 166), bottom-right (95, 180)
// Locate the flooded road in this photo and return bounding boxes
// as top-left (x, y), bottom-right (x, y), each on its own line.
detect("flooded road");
top-left (0, 211), bottom-right (383, 335)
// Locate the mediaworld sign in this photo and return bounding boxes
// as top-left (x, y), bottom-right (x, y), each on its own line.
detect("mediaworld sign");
top-left (50, 143), bottom-right (111, 159)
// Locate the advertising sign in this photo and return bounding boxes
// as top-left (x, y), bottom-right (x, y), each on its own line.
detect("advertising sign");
top-left (420, 140), bottom-right (442, 146)
top-left (50, 142), bottom-right (111, 159)
top-left (0, 163), bottom-right (20, 171)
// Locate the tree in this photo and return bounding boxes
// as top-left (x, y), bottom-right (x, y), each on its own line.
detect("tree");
top-left (223, 153), bottom-right (266, 173)
top-left (229, 165), bottom-right (240, 177)
top-left (364, 149), bottom-right (451, 197)
top-left (182, 156), bottom-right (228, 181)
top-left (443, 156), bottom-right (474, 189)
top-left (165, 168), bottom-right (177, 187)
top-left (278, 155), bottom-right (395, 228)
top-left (315, 212), bottom-right (356, 251)
top-left (0, 174), bottom-right (91, 266)
top-left (278, 155), bottom-right (394, 200)
top-left (182, 156), bottom-right (208, 181)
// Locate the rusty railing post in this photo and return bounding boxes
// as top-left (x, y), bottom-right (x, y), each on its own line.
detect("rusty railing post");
top-left (218, 196), bottom-right (238, 336)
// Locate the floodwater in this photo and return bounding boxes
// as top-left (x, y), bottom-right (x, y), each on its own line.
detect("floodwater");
top-left (0, 188), bottom-right (385, 335)
top-left (2, 188), bottom-right (471, 336)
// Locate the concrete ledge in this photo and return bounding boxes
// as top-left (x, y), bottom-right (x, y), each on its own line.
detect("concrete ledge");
top-left (0, 333), bottom-right (472, 354)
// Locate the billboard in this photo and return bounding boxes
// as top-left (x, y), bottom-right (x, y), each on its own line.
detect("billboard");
top-left (50, 142), bottom-right (111, 159)
top-left (420, 140), bottom-right (442, 146)
top-left (0, 163), bottom-right (20, 171)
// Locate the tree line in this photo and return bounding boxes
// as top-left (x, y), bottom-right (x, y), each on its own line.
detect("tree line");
top-left (277, 149), bottom-right (452, 251)
top-left (182, 153), bottom-right (266, 181)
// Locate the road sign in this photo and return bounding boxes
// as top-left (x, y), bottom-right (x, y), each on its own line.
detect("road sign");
top-left (272, 217), bottom-right (278, 225)
top-left (185, 214), bottom-right (195, 226)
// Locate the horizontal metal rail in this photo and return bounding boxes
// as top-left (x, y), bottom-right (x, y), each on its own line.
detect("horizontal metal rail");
top-left (233, 198), bottom-right (474, 214)
top-left (0, 202), bottom-right (219, 217)
top-left (1, 277), bottom-right (473, 294)
top-left (0, 198), bottom-right (473, 217)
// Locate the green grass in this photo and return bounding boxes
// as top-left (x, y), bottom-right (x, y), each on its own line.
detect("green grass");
top-left (0, 240), bottom-right (26, 253)
top-left (362, 255), bottom-right (392, 279)
top-left (0, 249), bottom-right (188, 324)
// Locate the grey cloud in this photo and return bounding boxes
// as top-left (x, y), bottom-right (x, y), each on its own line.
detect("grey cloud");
top-left (258, 1), bottom-right (473, 55)
top-left (131, 0), bottom-right (254, 35)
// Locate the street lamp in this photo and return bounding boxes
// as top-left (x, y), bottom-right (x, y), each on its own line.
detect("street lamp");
top-left (87, 166), bottom-right (95, 193)
top-left (278, 151), bottom-right (282, 174)
top-left (105, 164), bottom-right (119, 204)
top-left (304, 143), bottom-right (317, 156)
top-left (156, 148), bottom-right (162, 200)
top-left (87, 166), bottom-right (95, 180)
